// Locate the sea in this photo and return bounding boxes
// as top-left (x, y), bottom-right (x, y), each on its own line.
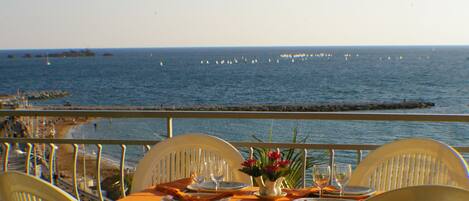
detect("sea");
top-left (1, 46), bottom-right (469, 165)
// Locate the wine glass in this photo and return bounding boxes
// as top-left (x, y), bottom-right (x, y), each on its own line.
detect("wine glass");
top-left (313, 164), bottom-right (331, 198)
top-left (334, 163), bottom-right (352, 196)
top-left (209, 159), bottom-right (226, 191)
top-left (190, 159), bottom-right (208, 184)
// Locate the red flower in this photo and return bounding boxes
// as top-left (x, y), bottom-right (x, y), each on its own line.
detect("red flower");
top-left (267, 150), bottom-right (281, 161)
top-left (276, 160), bottom-right (290, 168)
top-left (264, 164), bottom-right (280, 173)
top-left (241, 159), bottom-right (257, 167)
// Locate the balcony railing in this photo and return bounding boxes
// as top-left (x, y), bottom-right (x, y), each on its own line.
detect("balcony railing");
top-left (1, 110), bottom-right (469, 201)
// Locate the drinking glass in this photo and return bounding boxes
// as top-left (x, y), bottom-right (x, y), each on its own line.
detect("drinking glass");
top-left (334, 163), bottom-right (352, 196)
top-left (209, 159), bottom-right (226, 190)
top-left (312, 164), bottom-right (331, 198)
top-left (190, 160), bottom-right (208, 184)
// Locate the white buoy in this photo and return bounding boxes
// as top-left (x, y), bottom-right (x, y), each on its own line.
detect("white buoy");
top-left (160, 61), bottom-right (164, 66)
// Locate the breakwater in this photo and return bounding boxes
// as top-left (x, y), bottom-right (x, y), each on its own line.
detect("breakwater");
top-left (23, 90), bottom-right (70, 100)
top-left (43, 101), bottom-right (434, 112)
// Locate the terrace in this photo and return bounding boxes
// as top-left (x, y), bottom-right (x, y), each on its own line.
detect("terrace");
top-left (1, 109), bottom-right (469, 201)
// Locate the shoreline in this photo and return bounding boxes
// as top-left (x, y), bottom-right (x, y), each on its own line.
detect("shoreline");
top-left (53, 117), bottom-right (120, 183)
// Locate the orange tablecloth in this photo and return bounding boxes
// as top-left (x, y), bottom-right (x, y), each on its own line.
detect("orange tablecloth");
top-left (118, 179), bottom-right (374, 201)
top-left (119, 187), bottom-right (315, 201)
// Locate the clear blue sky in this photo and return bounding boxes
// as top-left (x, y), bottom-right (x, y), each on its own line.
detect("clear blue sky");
top-left (1, 0), bottom-right (469, 49)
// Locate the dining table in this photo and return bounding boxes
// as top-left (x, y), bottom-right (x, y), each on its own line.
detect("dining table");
top-left (118, 178), bottom-right (378, 201)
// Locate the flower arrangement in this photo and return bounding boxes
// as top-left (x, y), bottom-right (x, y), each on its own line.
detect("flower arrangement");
top-left (239, 150), bottom-right (291, 181)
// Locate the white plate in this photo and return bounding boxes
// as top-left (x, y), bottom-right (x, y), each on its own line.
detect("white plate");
top-left (293, 198), bottom-right (354, 201)
top-left (187, 181), bottom-right (248, 192)
top-left (199, 181), bottom-right (248, 190)
top-left (327, 186), bottom-right (375, 195)
top-left (254, 192), bottom-right (287, 201)
top-left (162, 193), bottom-right (231, 201)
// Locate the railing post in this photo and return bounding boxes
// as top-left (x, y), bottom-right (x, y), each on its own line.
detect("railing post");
top-left (302, 149), bottom-right (308, 188)
top-left (166, 117), bottom-right (173, 138)
top-left (49, 143), bottom-right (56, 185)
top-left (25, 143), bottom-right (32, 174)
top-left (72, 144), bottom-right (80, 201)
top-left (329, 149), bottom-right (335, 185)
top-left (2, 142), bottom-right (10, 171)
top-left (120, 144), bottom-right (127, 198)
top-left (356, 150), bottom-right (363, 165)
top-left (249, 147), bottom-right (254, 186)
top-left (96, 144), bottom-right (103, 201)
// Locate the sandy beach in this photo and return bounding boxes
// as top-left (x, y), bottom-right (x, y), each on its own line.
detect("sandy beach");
top-left (52, 117), bottom-right (121, 183)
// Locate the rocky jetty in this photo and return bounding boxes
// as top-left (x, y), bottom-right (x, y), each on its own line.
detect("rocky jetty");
top-left (23, 90), bottom-right (70, 100)
top-left (44, 101), bottom-right (435, 112)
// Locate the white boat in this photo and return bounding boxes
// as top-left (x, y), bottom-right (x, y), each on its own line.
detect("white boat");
top-left (46, 54), bottom-right (51, 66)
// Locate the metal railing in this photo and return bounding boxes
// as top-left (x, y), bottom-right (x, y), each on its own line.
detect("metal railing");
top-left (2, 110), bottom-right (469, 200)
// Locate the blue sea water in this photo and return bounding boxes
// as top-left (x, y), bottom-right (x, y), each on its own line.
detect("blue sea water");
top-left (2, 46), bottom-right (469, 165)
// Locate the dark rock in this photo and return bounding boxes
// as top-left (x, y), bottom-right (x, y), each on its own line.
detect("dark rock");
top-left (7, 55), bottom-right (14, 59)
top-left (48, 49), bottom-right (96, 58)
top-left (103, 53), bottom-right (113, 56)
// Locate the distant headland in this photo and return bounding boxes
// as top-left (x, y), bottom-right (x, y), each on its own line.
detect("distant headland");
top-left (6, 49), bottom-right (113, 59)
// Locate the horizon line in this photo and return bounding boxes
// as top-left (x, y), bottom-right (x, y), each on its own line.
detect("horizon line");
top-left (2, 43), bottom-right (469, 51)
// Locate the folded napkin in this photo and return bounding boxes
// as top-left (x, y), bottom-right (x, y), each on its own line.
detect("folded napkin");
top-left (281, 186), bottom-right (338, 198)
top-left (313, 186), bottom-right (374, 200)
top-left (154, 178), bottom-right (233, 201)
top-left (156, 177), bottom-right (194, 191)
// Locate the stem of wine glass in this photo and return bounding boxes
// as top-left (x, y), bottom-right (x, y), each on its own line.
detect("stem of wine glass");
top-left (339, 186), bottom-right (343, 196)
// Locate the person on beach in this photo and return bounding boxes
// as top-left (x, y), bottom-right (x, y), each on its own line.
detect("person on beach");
top-left (0, 116), bottom-right (29, 138)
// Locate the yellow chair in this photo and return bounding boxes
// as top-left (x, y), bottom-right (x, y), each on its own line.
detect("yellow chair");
top-left (349, 138), bottom-right (469, 192)
top-left (131, 133), bottom-right (251, 193)
top-left (0, 171), bottom-right (77, 201)
top-left (365, 185), bottom-right (469, 201)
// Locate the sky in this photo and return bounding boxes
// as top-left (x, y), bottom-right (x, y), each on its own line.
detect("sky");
top-left (1, 0), bottom-right (469, 49)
